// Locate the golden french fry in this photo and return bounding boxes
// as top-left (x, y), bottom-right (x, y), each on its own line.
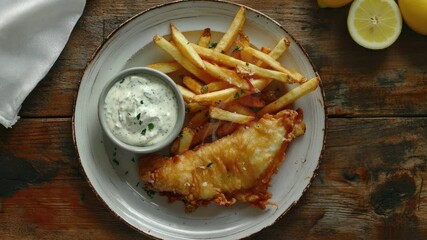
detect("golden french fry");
top-left (183, 76), bottom-right (204, 94)
top-left (170, 138), bottom-right (179, 155)
top-left (236, 31), bottom-right (254, 63)
top-left (178, 127), bottom-right (195, 154)
top-left (260, 47), bottom-right (272, 54)
top-left (256, 37), bottom-right (290, 67)
top-left (193, 79), bottom-right (270, 105)
top-left (186, 102), bottom-right (207, 113)
top-left (191, 43), bottom-right (295, 84)
top-left (216, 122), bottom-right (238, 138)
top-left (176, 84), bottom-right (195, 102)
top-left (187, 109), bottom-right (209, 129)
top-left (257, 77), bottom-right (319, 116)
top-left (225, 103), bottom-right (256, 116)
top-left (234, 94), bottom-right (265, 108)
top-left (193, 87), bottom-right (237, 106)
top-left (201, 81), bottom-right (233, 93)
top-left (215, 6), bottom-right (246, 53)
top-left (209, 106), bottom-right (255, 124)
top-left (171, 24), bottom-right (205, 70)
top-left (153, 35), bottom-right (215, 83)
top-left (147, 61), bottom-right (182, 73)
top-left (198, 28), bottom-right (211, 48)
top-left (191, 121), bottom-right (222, 147)
top-left (265, 37), bottom-right (290, 63)
top-left (203, 61), bottom-right (252, 90)
top-left (243, 44), bottom-right (305, 82)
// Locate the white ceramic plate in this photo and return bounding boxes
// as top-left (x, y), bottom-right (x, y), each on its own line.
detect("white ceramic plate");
top-left (73, 1), bottom-right (326, 239)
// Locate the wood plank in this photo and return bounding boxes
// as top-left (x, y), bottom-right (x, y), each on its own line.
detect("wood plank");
top-left (1, 117), bottom-right (426, 239)
top-left (0, 119), bottom-right (80, 198)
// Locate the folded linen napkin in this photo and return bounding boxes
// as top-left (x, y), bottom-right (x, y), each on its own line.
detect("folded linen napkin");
top-left (0, 0), bottom-right (86, 128)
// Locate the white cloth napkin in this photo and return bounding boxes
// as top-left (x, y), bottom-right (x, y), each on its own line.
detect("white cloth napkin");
top-left (0, 0), bottom-right (86, 128)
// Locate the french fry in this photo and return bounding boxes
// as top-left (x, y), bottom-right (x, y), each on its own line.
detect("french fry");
top-left (191, 43), bottom-right (295, 84)
top-left (153, 35), bottom-right (215, 83)
top-left (236, 31), bottom-right (254, 63)
top-left (242, 45), bottom-right (305, 83)
top-left (171, 24), bottom-right (205, 70)
top-left (216, 122), bottom-right (239, 138)
top-left (257, 77), bottom-right (319, 116)
top-left (201, 81), bottom-right (233, 93)
top-left (209, 106), bottom-right (255, 124)
top-left (178, 127), bottom-right (195, 154)
top-left (183, 76), bottom-right (203, 94)
top-left (256, 38), bottom-right (290, 67)
top-left (215, 6), bottom-right (246, 53)
top-left (186, 102), bottom-right (207, 113)
top-left (234, 94), bottom-right (265, 108)
top-left (198, 28), bottom-right (211, 48)
top-left (257, 37), bottom-right (290, 67)
top-left (193, 79), bottom-right (270, 105)
top-left (260, 47), bottom-right (272, 54)
top-left (193, 87), bottom-right (237, 105)
top-left (203, 61), bottom-right (252, 90)
top-left (187, 109), bottom-right (209, 129)
top-left (147, 61), bottom-right (182, 73)
top-left (170, 138), bottom-right (179, 155)
top-left (225, 103), bottom-right (256, 116)
top-left (191, 121), bottom-right (222, 147)
top-left (177, 84), bottom-right (195, 102)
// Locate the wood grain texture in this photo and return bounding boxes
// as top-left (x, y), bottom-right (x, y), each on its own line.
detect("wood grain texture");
top-left (1, 0), bottom-right (427, 239)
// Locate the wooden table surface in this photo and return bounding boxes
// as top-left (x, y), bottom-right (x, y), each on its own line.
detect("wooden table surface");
top-left (1, 0), bottom-right (426, 239)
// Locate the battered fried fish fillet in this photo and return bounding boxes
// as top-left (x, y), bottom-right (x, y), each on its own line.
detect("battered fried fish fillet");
top-left (139, 109), bottom-right (305, 212)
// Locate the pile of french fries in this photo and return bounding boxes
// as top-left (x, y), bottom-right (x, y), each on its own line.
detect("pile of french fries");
top-left (147, 7), bottom-right (319, 154)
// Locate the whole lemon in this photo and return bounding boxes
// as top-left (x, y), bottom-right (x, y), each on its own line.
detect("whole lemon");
top-left (317, 0), bottom-right (353, 8)
top-left (398, 0), bottom-right (427, 35)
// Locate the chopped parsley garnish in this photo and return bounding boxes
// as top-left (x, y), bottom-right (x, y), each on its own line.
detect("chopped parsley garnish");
top-left (140, 100), bottom-right (144, 104)
top-left (245, 62), bottom-right (249, 66)
top-left (206, 162), bottom-right (213, 168)
top-left (112, 159), bottom-right (119, 165)
top-left (136, 113), bottom-right (141, 120)
top-left (125, 170), bottom-right (129, 175)
top-left (136, 182), bottom-right (140, 187)
top-left (131, 157), bottom-right (135, 162)
top-left (201, 85), bottom-right (209, 93)
top-left (141, 129), bottom-right (147, 135)
top-left (119, 79), bottom-right (125, 84)
top-left (139, 120), bottom-right (143, 125)
top-left (221, 50), bottom-right (225, 53)
top-left (234, 46), bottom-right (242, 51)
top-left (148, 123), bottom-right (155, 130)
top-left (208, 42), bottom-right (217, 49)
top-left (234, 92), bottom-right (240, 99)
top-left (144, 188), bottom-right (156, 199)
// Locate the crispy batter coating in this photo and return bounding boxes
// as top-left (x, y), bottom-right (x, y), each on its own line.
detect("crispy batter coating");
top-left (139, 109), bottom-right (305, 212)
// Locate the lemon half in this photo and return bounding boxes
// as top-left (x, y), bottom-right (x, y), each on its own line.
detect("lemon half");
top-left (347, 0), bottom-right (402, 50)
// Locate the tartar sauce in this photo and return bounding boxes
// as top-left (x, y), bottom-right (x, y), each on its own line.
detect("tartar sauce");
top-left (103, 74), bottom-right (178, 146)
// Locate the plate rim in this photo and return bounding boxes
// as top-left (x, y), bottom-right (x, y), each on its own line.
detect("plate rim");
top-left (71, 0), bottom-right (328, 239)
